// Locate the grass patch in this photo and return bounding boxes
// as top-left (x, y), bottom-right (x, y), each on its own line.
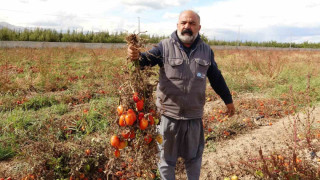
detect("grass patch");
top-left (0, 143), bottom-right (16, 160)
top-left (51, 103), bottom-right (69, 115)
top-left (23, 95), bottom-right (58, 110)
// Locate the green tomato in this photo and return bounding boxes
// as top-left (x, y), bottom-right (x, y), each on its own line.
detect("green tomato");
top-left (85, 164), bottom-right (90, 172)
top-left (154, 118), bottom-right (159, 125)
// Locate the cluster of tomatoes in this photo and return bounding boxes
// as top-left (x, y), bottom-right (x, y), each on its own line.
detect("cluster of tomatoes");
top-left (110, 91), bottom-right (162, 158)
top-left (107, 91), bottom-right (162, 179)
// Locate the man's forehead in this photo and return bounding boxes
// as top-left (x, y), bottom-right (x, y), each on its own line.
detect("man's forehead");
top-left (179, 18), bottom-right (196, 22)
top-left (179, 12), bottom-right (199, 23)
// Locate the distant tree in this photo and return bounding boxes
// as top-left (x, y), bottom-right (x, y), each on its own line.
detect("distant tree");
top-left (19, 29), bottom-right (30, 41)
top-left (0, 28), bottom-right (10, 40)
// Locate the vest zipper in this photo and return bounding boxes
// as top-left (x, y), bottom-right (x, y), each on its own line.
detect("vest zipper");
top-left (178, 43), bottom-right (198, 119)
top-left (178, 48), bottom-right (188, 119)
top-left (190, 47), bottom-right (197, 60)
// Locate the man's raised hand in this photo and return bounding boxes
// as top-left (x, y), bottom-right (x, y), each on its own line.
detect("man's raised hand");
top-left (127, 45), bottom-right (140, 61)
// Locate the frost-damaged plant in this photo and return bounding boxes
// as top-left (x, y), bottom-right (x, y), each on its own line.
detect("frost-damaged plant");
top-left (236, 74), bottom-right (320, 179)
top-left (104, 33), bottom-right (161, 179)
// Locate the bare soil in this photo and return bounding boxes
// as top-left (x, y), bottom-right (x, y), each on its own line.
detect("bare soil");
top-left (200, 105), bottom-right (320, 180)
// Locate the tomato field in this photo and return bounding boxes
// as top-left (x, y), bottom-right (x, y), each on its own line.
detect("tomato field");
top-left (0, 43), bottom-right (320, 179)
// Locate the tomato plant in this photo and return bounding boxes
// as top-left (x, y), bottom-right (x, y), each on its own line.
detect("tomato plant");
top-left (107, 34), bottom-right (160, 178)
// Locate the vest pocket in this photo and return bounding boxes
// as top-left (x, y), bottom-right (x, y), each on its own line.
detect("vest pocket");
top-left (164, 58), bottom-right (184, 79)
top-left (194, 58), bottom-right (210, 80)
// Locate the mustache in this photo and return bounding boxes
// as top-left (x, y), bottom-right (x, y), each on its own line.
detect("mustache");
top-left (181, 29), bottom-right (193, 35)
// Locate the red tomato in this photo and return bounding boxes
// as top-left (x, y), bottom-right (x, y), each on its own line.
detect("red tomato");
top-left (121, 130), bottom-right (130, 139)
top-left (114, 149), bottom-right (120, 158)
top-left (149, 109), bottom-right (156, 116)
top-left (129, 130), bottom-right (136, 139)
top-left (110, 135), bottom-right (120, 147)
top-left (148, 115), bottom-right (154, 125)
top-left (139, 118), bottom-right (148, 130)
top-left (136, 100), bottom-right (144, 111)
top-left (119, 114), bottom-right (126, 127)
top-left (117, 105), bottom-right (124, 116)
top-left (125, 113), bottom-right (136, 126)
top-left (116, 171), bottom-right (123, 176)
top-left (85, 149), bottom-right (91, 156)
top-left (144, 134), bottom-right (152, 144)
top-left (133, 92), bottom-right (139, 103)
top-left (127, 109), bottom-right (135, 114)
top-left (117, 141), bottom-right (127, 149)
top-left (133, 96), bottom-right (139, 103)
top-left (138, 112), bottom-right (144, 120)
top-left (98, 167), bottom-right (103, 173)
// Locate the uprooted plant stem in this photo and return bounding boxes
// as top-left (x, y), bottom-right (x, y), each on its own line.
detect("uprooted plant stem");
top-left (105, 34), bottom-right (160, 179)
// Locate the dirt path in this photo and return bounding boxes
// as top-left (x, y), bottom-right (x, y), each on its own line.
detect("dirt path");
top-left (200, 106), bottom-right (320, 179)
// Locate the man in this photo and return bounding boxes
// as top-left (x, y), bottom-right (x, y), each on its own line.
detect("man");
top-left (128, 10), bottom-right (235, 180)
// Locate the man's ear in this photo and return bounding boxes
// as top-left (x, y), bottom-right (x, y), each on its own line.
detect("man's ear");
top-left (199, 25), bottom-right (202, 31)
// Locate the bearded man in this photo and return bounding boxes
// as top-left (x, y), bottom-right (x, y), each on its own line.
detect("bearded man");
top-left (128, 10), bottom-right (235, 180)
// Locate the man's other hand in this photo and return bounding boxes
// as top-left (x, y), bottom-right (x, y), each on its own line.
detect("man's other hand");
top-left (226, 103), bottom-right (235, 117)
top-left (127, 45), bottom-right (140, 61)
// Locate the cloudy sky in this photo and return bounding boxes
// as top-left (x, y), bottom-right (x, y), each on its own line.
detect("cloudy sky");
top-left (1, 0), bottom-right (320, 43)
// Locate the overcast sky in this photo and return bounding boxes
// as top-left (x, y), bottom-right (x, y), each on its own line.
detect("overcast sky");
top-left (1, 0), bottom-right (320, 43)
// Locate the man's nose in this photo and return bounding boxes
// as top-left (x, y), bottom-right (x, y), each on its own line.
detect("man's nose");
top-left (184, 23), bottom-right (191, 29)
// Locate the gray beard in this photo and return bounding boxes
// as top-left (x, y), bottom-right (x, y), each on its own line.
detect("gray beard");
top-left (177, 31), bottom-right (198, 44)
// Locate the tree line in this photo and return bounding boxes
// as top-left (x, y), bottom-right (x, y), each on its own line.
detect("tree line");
top-left (1, 27), bottom-right (320, 49)
top-left (0, 27), bottom-right (166, 44)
